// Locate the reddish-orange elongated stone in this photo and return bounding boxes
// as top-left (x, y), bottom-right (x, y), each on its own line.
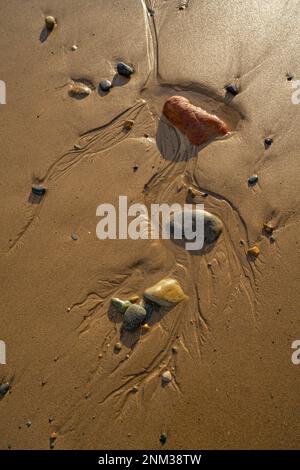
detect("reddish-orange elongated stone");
top-left (163, 95), bottom-right (229, 145)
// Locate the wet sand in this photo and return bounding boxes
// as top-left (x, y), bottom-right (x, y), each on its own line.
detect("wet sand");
top-left (0, 0), bottom-right (300, 449)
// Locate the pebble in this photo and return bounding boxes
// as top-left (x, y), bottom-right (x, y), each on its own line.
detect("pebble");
top-left (163, 96), bottom-right (229, 145)
top-left (248, 174), bottom-right (258, 185)
top-left (161, 371), bottom-right (172, 384)
top-left (128, 295), bottom-right (139, 303)
top-left (111, 298), bottom-right (132, 313)
top-left (141, 323), bottom-right (150, 333)
top-left (114, 342), bottom-right (122, 352)
top-left (99, 79), bottom-right (112, 92)
top-left (69, 81), bottom-right (92, 97)
top-left (117, 62), bottom-right (134, 77)
top-left (71, 233), bottom-right (78, 241)
top-left (226, 84), bottom-right (239, 96)
top-left (187, 187), bottom-right (198, 199)
top-left (160, 432), bottom-right (167, 444)
top-left (32, 185), bottom-right (46, 196)
top-left (71, 45), bottom-right (78, 51)
top-left (45, 16), bottom-right (56, 31)
top-left (247, 245), bottom-right (260, 257)
top-left (26, 420), bottom-right (32, 428)
top-left (74, 143), bottom-right (81, 150)
top-left (124, 119), bottom-right (134, 130)
top-left (169, 208), bottom-right (223, 249)
top-left (264, 137), bottom-right (273, 147)
top-left (123, 304), bottom-right (147, 331)
top-left (263, 223), bottom-right (274, 234)
top-left (0, 382), bottom-right (10, 398)
top-left (131, 385), bottom-right (138, 393)
top-left (172, 346), bottom-right (178, 354)
top-left (144, 278), bottom-right (186, 308)
top-left (133, 165), bottom-right (139, 172)
top-left (48, 417), bottom-right (53, 423)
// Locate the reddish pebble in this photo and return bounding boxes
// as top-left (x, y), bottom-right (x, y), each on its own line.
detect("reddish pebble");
top-left (163, 96), bottom-right (229, 145)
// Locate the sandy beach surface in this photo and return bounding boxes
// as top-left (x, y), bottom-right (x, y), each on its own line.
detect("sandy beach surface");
top-left (0, 0), bottom-right (300, 450)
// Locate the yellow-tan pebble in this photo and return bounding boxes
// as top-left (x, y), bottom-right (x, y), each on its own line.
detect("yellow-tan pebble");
top-left (144, 278), bottom-right (187, 308)
top-left (128, 295), bottom-right (139, 303)
top-left (45, 16), bottom-right (56, 31)
top-left (141, 323), bottom-right (151, 333)
top-left (247, 245), bottom-right (260, 257)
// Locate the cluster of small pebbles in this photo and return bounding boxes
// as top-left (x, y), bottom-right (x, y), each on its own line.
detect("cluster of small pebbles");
top-left (111, 278), bottom-right (187, 333)
top-left (100, 62), bottom-right (134, 93)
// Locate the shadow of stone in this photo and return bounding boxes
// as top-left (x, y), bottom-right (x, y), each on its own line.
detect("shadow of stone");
top-left (28, 192), bottom-right (43, 205)
top-left (40, 27), bottom-right (50, 43)
top-left (156, 114), bottom-right (210, 162)
top-left (107, 299), bottom-right (173, 349)
top-left (111, 73), bottom-right (130, 88)
top-left (224, 90), bottom-right (236, 104)
top-left (169, 236), bottom-right (217, 256)
top-left (98, 84), bottom-right (111, 97)
top-left (107, 304), bottom-right (123, 324)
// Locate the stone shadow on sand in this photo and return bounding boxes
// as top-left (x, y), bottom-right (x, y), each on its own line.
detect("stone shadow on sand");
top-left (156, 114), bottom-right (217, 162)
top-left (108, 301), bottom-right (173, 349)
top-left (39, 26), bottom-right (51, 43)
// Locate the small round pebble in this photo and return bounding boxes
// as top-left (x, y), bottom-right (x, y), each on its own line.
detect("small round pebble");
top-left (226, 84), bottom-right (239, 96)
top-left (32, 185), bottom-right (46, 196)
top-left (248, 174), bottom-right (258, 185)
top-left (71, 233), bottom-right (78, 241)
top-left (160, 432), bottom-right (167, 444)
top-left (264, 137), bottom-right (273, 147)
top-left (45, 16), bottom-right (56, 31)
top-left (71, 45), bottom-right (78, 51)
top-left (26, 420), bottom-right (32, 428)
top-left (100, 79), bottom-right (112, 92)
top-left (133, 165), bottom-right (139, 172)
top-left (131, 385), bottom-right (138, 393)
top-left (114, 342), bottom-right (122, 352)
top-left (124, 119), bottom-right (134, 130)
top-left (117, 62), bottom-right (134, 77)
top-left (0, 382), bottom-right (10, 398)
top-left (161, 371), bottom-right (172, 384)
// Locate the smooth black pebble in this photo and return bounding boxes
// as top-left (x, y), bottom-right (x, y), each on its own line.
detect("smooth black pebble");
top-left (117, 62), bottom-right (134, 78)
top-left (226, 84), bottom-right (239, 96)
top-left (100, 80), bottom-right (112, 92)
